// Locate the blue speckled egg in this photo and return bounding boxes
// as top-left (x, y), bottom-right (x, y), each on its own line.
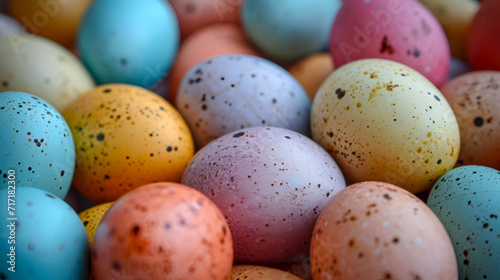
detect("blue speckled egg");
top-left (242, 0), bottom-right (342, 62)
top-left (0, 187), bottom-right (89, 280)
top-left (77, 0), bottom-right (179, 88)
top-left (0, 92), bottom-right (75, 199)
top-left (427, 165), bottom-right (500, 280)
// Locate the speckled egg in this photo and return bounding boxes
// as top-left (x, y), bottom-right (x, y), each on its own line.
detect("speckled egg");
top-left (242, 0), bottom-right (342, 62)
top-left (169, 23), bottom-right (259, 103)
top-left (0, 187), bottom-right (89, 280)
top-left (230, 265), bottom-right (303, 280)
top-left (311, 58), bottom-right (460, 193)
top-left (78, 202), bottom-right (114, 247)
top-left (0, 13), bottom-right (25, 38)
top-left (468, 0), bottom-right (500, 71)
top-left (0, 34), bottom-right (95, 112)
top-left (91, 182), bottom-right (233, 280)
top-left (288, 53), bottom-right (335, 101)
top-left (330, 0), bottom-right (450, 87)
top-left (181, 127), bottom-right (346, 263)
top-left (63, 84), bottom-right (194, 203)
top-left (168, 0), bottom-right (241, 39)
top-left (0, 92), bottom-right (75, 199)
top-left (440, 71), bottom-right (500, 169)
top-left (427, 166), bottom-right (500, 280)
top-left (176, 54), bottom-right (311, 148)
top-left (311, 181), bottom-right (458, 280)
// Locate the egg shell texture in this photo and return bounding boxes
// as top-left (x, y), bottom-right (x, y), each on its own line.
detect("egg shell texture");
top-left (330, 0), bottom-right (450, 87)
top-left (440, 71), bottom-right (500, 170)
top-left (230, 265), bottom-right (303, 280)
top-left (311, 181), bottom-right (458, 280)
top-left (176, 54), bottom-right (311, 148)
top-left (427, 165), bottom-right (500, 280)
top-left (91, 182), bottom-right (233, 280)
top-left (0, 187), bottom-right (89, 280)
top-left (63, 84), bottom-right (194, 203)
top-left (78, 202), bottom-right (114, 247)
top-left (182, 126), bottom-right (346, 263)
top-left (311, 58), bottom-right (460, 193)
top-left (0, 92), bottom-right (75, 199)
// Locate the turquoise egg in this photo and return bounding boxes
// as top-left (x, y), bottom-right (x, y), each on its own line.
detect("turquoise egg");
top-left (427, 165), bottom-right (500, 280)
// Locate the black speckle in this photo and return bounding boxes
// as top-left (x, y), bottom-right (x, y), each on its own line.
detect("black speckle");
top-left (220, 77), bottom-right (225, 81)
top-left (335, 88), bottom-right (346, 99)
top-left (103, 89), bottom-right (111, 93)
top-left (434, 95), bottom-right (441, 102)
top-left (83, 221), bottom-right (89, 226)
top-left (437, 159), bottom-right (442, 164)
top-left (464, 259), bottom-right (470, 266)
top-left (490, 214), bottom-right (498, 219)
top-left (383, 194), bottom-right (392, 200)
top-left (28, 243), bottom-right (35, 250)
top-left (272, 98), bottom-right (277, 104)
top-left (474, 117), bottom-right (484, 127)
top-left (97, 133), bottom-right (105, 141)
top-left (483, 223), bottom-right (489, 229)
top-left (233, 132), bottom-right (245, 138)
top-left (60, 170), bottom-right (65, 177)
top-left (2, 81), bottom-right (8, 87)
top-left (113, 261), bottom-right (122, 271)
top-left (284, 136), bottom-right (291, 139)
top-left (131, 225), bottom-right (140, 236)
top-left (201, 104), bottom-right (207, 110)
top-left (165, 223), bottom-right (172, 230)
top-left (380, 36), bottom-right (395, 54)
top-left (413, 49), bottom-right (421, 57)
top-left (230, 84), bottom-right (235, 88)
top-left (45, 193), bottom-right (56, 199)
top-left (34, 139), bottom-right (41, 147)
top-left (167, 146), bottom-right (173, 152)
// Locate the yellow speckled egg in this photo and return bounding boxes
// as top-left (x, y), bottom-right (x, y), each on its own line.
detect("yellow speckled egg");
top-left (0, 34), bottom-right (95, 112)
top-left (230, 265), bottom-right (304, 280)
top-left (63, 84), bottom-right (194, 203)
top-left (311, 59), bottom-right (460, 193)
top-left (78, 202), bottom-right (114, 247)
top-left (288, 53), bottom-right (334, 101)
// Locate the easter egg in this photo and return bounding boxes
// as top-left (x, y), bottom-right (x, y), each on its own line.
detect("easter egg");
top-left (78, 202), bottom-right (114, 247)
top-left (468, 0), bottom-right (500, 71)
top-left (230, 265), bottom-right (303, 280)
top-left (288, 53), bottom-right (335, 101)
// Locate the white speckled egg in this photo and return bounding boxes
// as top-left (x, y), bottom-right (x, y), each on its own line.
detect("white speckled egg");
top-left (176, 54), bottom-right (311, 148)
top-left (311, 58), bottom-right (460, 193)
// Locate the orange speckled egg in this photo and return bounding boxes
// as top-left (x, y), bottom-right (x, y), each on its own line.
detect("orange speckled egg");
top-left (169, 22), bottom-right (259, 103)
top-left (92, 182), bottom-right (233, 280)
top-left (9, 0), bottom-right (92, 48)
top-left (79, 202), bottom-right (114, 247)
top-left (311, 181), bottom-right (458, 280)
top-left (63, 84), bottom-right (194, 203)
top-left (288, 53), bottom-right (334, 101)
top-left (168, 0), bottom-right (241, 39)
top-left (230, 265), bottom-right (303, 280)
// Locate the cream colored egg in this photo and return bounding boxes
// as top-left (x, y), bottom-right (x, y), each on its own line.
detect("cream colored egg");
top-left (311, 59), bottom-right (460, 193)
top-left (230, 265), bottom-right (304, 280)
top-left (288, 53), bottom-right (334, 101)
top-left (0, 34), bottom-right (95, 112)
top-left (78, 202), bottom-right (114, 247)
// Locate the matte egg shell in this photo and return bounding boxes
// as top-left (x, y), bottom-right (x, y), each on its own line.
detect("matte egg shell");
top-left (440, 71), bottom-right (500, 169)
top-left (0, 13), bottom-right (25, 38)
top-left (230, 265), bottom-right (303, 280)
top-left (288, 53), bottom-right (335, 101)
top-left (169, 22), bottom-right (259, 103)
top-left (0, 187), bottom-right (89, 280)
top-left (0, 92), bottom-right (75, 199)
top-left (468, 0), bottom-right (500, 71)
top-left (311, 58), bottom-right (460, 193)
top-left (169, 0), bottom-right (241, 39)
top-left (311, 181), bottom-right (458, 280)
top-left (177, 54), bottom-right (311, 148)
top-left (63, 84), bottom-right (194, 203)
top-left (330, 0), bottom-right (450, 87)
top-left (78, 202), bottom-right (114, 247)
top-left (182, 126), bottom-right (346, 263)
top-left (91, 182), bottom-right (233, 280)
top-left (0, 34), bottom-right (95, 112)
top-left (427, 166), bottom-right (500, 280)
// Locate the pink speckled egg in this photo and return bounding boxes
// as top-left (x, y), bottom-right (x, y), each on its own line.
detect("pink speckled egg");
top-left (330, 0), bottom-right (450, 87)
top-left (181, 126), bottom-right (346, 263)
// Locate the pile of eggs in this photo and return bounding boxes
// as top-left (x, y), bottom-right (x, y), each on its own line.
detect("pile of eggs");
top-left (1, 0), bottom-right (499, 279)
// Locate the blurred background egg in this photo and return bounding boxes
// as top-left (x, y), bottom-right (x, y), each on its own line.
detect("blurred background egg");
top-left (182, 127), bottom-right (346, 263)
top-left (230, 265), bottom-right (303, 280)
top-left (92, 182), bottom-right (233, 280)
top-left (77, 0), bottom-right (179, 88)
top-left (330, 0), bottom-right (450, 87)
top-left (8, 0), bottom-right (92, 48)
top-left (176, 54), bottom-right (311, 148)
top-left (440, 71), bottom-right (500, 169)
top-left (427, 165), bottom-right (500, 280)
top-left (288, 53), bottom-right (335, 101)
top-left (242, 0), bottom-right (342, 63)
top-left (468, 0), bottom-right (500, 71)
top-left (78, 202), bottom-right (114, 247)
top-left (0, 92), bottom-right (75, 199)
top-left (169, 22), bottom-right (259, 103)
top-left (311, 59), bottom-right (460, 193)
top-left (168, 0), bottom-right (241, 39)
top-left (63, 84), bottom-right (194, 203)
top-left (0, 34), bottom-right (95, 112)
top-left (0, 12), bottom-right (25, 38)
top-left (311, 181), bottom-right (458, 280)
top-left (0, 187), bottom-right (89, 280)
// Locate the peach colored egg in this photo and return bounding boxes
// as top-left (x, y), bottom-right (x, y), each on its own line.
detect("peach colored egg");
top-left (169, 22), bottom-right (259, 103)
top-left (311, 181), bottom-right (458, 280)
top-left (288, 53), bottom-right (334, 101)
top-left (92, 182), bottom-right (233, 280)
top-left (78, 202), bottom-right (114, 247)
top-left (168, 0), bottom-right (241, 39)
top-left (230, 265), bottom-right (303, 280)
top-left (440, 71), bottom-right (500, 169)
